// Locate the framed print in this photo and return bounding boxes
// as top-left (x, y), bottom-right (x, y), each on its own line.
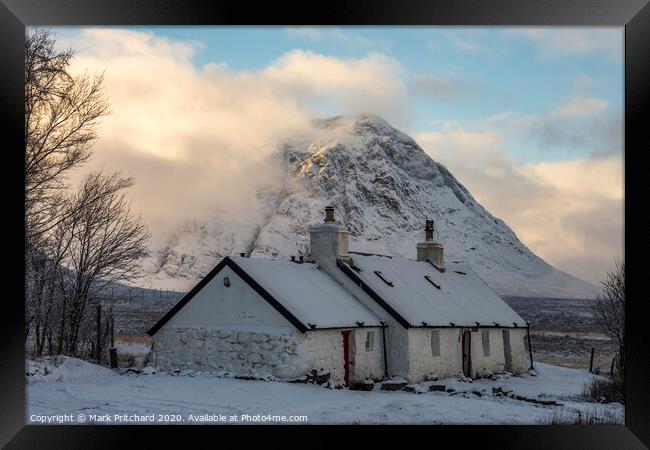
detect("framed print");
top-left (1, 0), bottom-right (648, 448)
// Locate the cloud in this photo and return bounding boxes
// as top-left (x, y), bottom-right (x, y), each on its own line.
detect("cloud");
top-left (507, 96), bottom-right (623, 157)
top-left (62, 28), bottom-right (408, 248)
top-left (285, 27), bottom-right (375, 48)
top-left (510, 28), bottom-right (623, 61)
top-left (412, 74), bottom-right (479, 102)
top-left (415, 118), bottom-right (623, 284)
top-left (426, 30), bottom-right (482, 53)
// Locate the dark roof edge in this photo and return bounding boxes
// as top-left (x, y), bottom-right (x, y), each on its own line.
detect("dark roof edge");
top-left (337, 258), bottom-right (412, 329)
top-left (147, 257), bottom-right (309, 335)
top-left (349, 251), bottom-right (393, 258)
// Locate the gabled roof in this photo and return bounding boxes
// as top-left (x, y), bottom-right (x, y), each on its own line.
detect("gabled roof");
top-left (339, 253), bottom-right (527, 328)
top-left (147, 256), bottom-right (382, 336)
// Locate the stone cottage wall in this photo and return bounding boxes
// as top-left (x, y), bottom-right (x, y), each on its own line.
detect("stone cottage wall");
top-left (151, 326), bottom-right (308, 379)
top-left (469, 327), bottom-right (528, 376)
top-left (351, 328), bottom-right (385, 381)
top-left (407, 328), bottom-right (462, 382)
top-left (151, 325), bottom-right (385, 383)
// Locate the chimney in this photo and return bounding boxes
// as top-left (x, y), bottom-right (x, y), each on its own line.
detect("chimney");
top-left (324, 205), bottom-right (335, 223)
top-left (417, 219), bottom-right (444, 270)
top-left (308, 205), bottom-right (350, 271)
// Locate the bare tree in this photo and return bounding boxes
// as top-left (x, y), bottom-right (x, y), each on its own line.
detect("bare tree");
top-left (25, 28), bottom-right (109, 242)
top-left (54, 172), bottom-right (150, 356)
top-left (24, 29), bottom-right (151, 362)
top-left (592, 259), bottom-right (625, 376)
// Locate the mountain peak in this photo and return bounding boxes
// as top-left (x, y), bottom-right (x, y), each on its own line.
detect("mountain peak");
top-left (143, 115), bottom-right (599, 299)
top-left (311, 114), bottom-right (392, 132)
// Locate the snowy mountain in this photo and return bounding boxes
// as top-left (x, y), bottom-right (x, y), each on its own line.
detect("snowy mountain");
top-left (140, 115), bottom-right (598, 299)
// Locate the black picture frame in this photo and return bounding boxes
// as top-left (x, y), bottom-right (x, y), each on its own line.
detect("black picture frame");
top-left (1, 0), bottom-right (648, 448)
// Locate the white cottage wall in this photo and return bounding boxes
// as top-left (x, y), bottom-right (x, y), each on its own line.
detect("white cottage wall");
top-left (152, 326), bottom-right (384, 383)
top-left (469, 328), bottom-right (528, 376)
top-left (407, 328), bottom-right (463, 381)
top-left (151, 326), bottom-right (305, 378)
top-left (508, 328), bottom-right (529, 374)
top-left (317, 266), bottom-right (408, 378)
top-left (351, 328), bottom-right (385, 381)
top-left (164, 266), bottom-right (290, 328)
top-left (151, 265), bottom-right (385, 382)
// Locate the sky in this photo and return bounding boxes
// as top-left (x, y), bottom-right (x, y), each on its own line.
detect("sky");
top-left (48, 26), bottom-right (624, 285)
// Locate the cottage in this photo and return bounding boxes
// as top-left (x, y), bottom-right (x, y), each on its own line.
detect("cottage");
top-left (148, 207), bottom-right (529, 385)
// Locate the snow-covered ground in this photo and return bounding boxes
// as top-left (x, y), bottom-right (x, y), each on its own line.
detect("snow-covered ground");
top-left (26, 357), bottom-right (623, 425)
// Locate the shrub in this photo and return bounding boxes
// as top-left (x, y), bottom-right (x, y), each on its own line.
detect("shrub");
top-left (582, 376), bottom-right (625, 404)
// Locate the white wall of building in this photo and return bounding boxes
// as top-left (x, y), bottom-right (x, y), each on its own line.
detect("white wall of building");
top-left (165, 266), bottom-right (290, 328)
top-left (349, 328), bottom-right (385, 381)
top-left (469, 327), bottom-right (528, 377)
top-left (152, 325), bottom-right (384, 383)
top-left (151, 265), bottom-right (384, 383)
top-left (407, 328), bottom-right (463, 381)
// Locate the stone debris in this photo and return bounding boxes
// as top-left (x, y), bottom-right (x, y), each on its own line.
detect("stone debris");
top-left (428, 384), bottom-right (447, 392)
top-left (350, 380), bottom-right (375, 391)
top-left (308, 368), bottom-right (331, 385)
top-left (380, 377), bottom-right (408, 391)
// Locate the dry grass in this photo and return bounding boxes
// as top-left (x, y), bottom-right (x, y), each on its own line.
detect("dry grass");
top-left (537, 407), bottom-right (621, 425)
top-left (114, 334), bottom-right (152, 345)
top-left (582, 376), bottom-right (625, 404)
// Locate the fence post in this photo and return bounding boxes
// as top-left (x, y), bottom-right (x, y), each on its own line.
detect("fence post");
top-left (96, 304), bottom-right (102, 364)
top-left (526, 322), bottom-right (534, 370)
top-left (589, 347), bottom-right (595, 373)
top-left (610, 357), bottom-right (616, 378)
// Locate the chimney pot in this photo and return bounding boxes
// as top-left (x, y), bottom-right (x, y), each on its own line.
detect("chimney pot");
top-left (425, 219), bottom-right (434, 241)
top-left (324, 206), bottom-right (335, 223)
top-left (299, 255), bottom-right (304, 263)
top-left (291, 256), bottom-right (295, 262)
top-left (417, 219), bottom-right (444, 269)
top-left (240, 252), bottom-right (245, 257)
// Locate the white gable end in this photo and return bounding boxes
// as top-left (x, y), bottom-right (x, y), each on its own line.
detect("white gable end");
top-left (164, 265), bottom-right (294, 330)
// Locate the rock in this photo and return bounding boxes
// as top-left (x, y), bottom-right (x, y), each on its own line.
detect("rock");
top-left (141, 366), bottom-right (157, 375)
top-left (235, 374), bottom-right (258, 381)
top-left (380, 378), bottom-right (408, 391)
top-left (402, 384), bottom-right (426, 393)
top-left (350, 380), bottom-right (375, 391)
top-left (424, 374), bottom-right (439, 382)
top-left (471, 389), bottom-right (486, 397)
top-left (429, 384), bottom-right (446, 392)
top-left (287, 375), bottom-right (309, 383)
top-left (492, 385), bottom-right (513, 395)
top-left (306, 369), bottom-right (331, 385)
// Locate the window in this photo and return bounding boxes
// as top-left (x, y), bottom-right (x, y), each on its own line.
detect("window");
top-left (424, 275), bottom-right (441, 289)
top-left (482, 330), bottom-right (491, 356)
top-left (373, 271), bottom-right (394, 287)
top-left (431, 330), bottom-right (440, 357)
top-left (365, 331), bottom-right (375, 351)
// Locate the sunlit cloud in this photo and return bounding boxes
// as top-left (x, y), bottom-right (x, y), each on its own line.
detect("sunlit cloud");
top-left (415, 114), bottom-right (623, 284)
top-left (510, 28), bottom-right (623, 61)
top-left (62, 28), bottom-right (408, 249)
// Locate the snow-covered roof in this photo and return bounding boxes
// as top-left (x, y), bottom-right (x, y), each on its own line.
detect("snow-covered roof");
top-left (147, 256), bottom-right (382, 335)
top-left (341, 253), bottom-right (527, 328)
top-left (229, 256), bottom-right (382, 329)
